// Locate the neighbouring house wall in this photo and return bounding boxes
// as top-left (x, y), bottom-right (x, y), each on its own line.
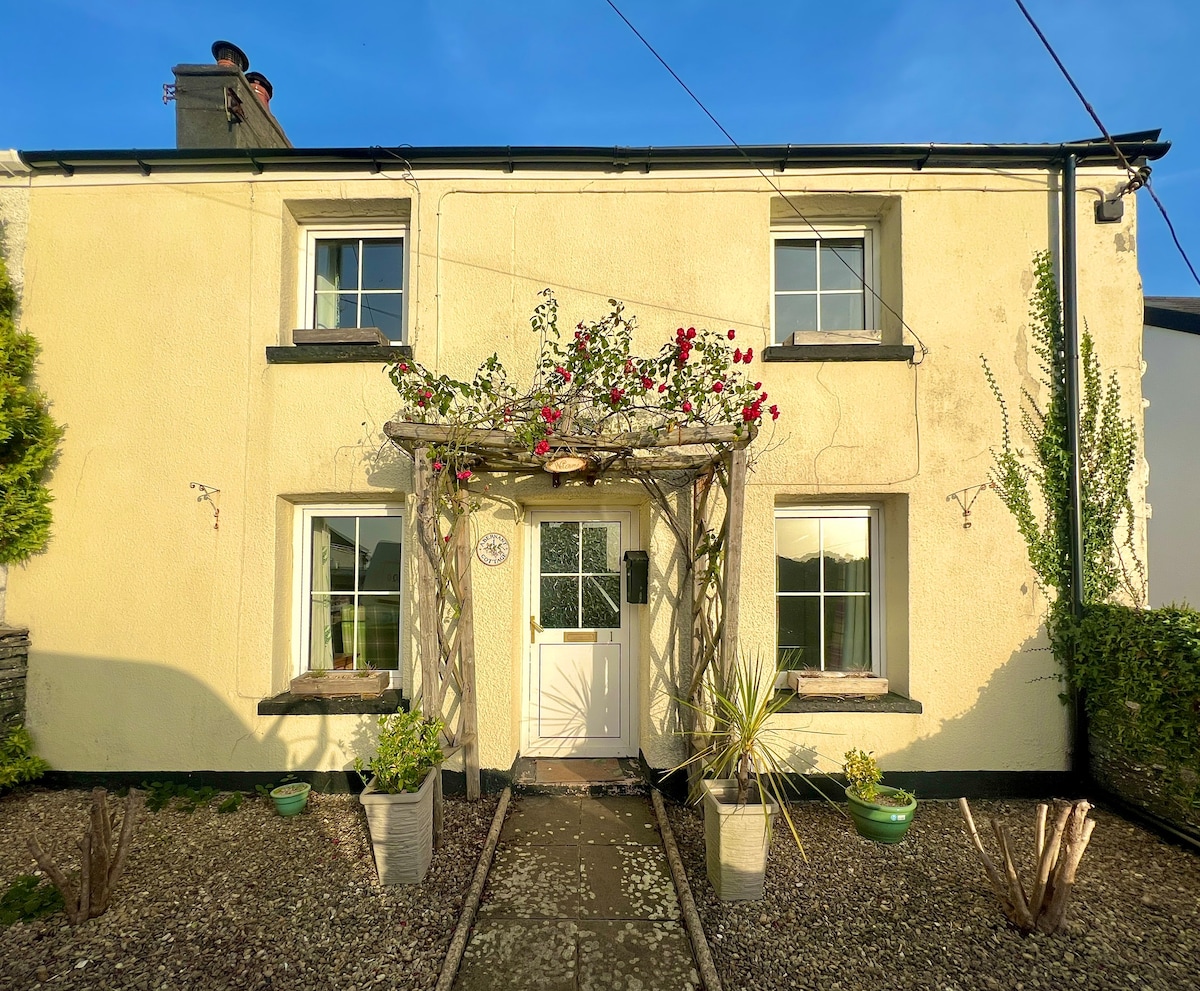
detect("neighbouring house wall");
top-left (1143, 324), bottom-right (1200, 607)
top-left (6, 164), bottom-right (1147, 776)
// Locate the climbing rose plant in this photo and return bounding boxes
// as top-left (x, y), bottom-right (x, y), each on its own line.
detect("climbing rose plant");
top-left (387, 290), bottom-right (777, 477)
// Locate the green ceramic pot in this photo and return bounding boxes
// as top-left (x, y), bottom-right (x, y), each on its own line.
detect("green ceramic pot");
top-left (270, 781), bottom-right (311, 817)
top-left (845, 785), bottom-right (916, 843)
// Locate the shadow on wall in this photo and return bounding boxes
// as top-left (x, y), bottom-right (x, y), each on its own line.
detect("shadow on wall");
top-left (884, 627), bottom-right (1072, 779)
top-left (24, 653), bottom-right (370, 777)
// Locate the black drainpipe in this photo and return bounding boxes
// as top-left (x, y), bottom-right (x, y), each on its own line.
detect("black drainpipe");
top-left (1061, 153), bottom-right (1089, 780)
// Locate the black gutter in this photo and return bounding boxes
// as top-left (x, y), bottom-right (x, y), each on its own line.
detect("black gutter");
top-left (16, 137), bottom-right (1170, 175)
top-left (1061, 154), bottom-right (1089, 781)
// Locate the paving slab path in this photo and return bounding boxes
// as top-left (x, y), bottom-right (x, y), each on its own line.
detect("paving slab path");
top-left (454, 794), bottom-right (702, 991)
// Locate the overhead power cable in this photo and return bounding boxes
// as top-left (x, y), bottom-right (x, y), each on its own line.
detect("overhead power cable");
top-left (603, 0), bottom-right (930, 361)
top-left (1013, 0), bottom-right (1200, 288)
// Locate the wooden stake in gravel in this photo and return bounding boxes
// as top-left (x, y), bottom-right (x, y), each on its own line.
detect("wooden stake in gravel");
top-left (959, 796), bottom-right (1095, 935)
top-left (27, 787), bottom-right (143, 925)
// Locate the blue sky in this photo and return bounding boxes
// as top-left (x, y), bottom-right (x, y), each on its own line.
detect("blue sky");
top-left (4, 0), bottom-right (1198, 295)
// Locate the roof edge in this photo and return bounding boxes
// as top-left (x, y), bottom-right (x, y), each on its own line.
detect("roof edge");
top-left (16, 136), bottom-right (1171, 176)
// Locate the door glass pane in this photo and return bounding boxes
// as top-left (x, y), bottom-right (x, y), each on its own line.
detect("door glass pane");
top-left (358, 517), bottom-right (403, 591)
top-left (775, 240), bottom-right (817, 291)
top-left (777, 596), bottom-right (820, 670)
top-left (313, 517), bottom-right (357, 592)
top-left (310, 593), bottom-right (355, 670)
top-left (582, 523), bottom-right (620, 573)
top-left (820, 240), bottom-right (864, 290)
top-left (361, 293), bottom-right (403, 339)
top-left (776, 517), bottom-right (820, 592)
top-left (820, 292), bottom-right (865, 332)
top-left (775, 293), bottom-right (817, 341)
top-left (823, 517), bottom-right (871, 592)
top-left (582, 575), bottom-right (621, 628)
top-left (825, 596), bottom-right (871, 672)
top-left (315, 240), bottom-right (359, 291)
top-left (540, 576), bottom-right (579, 629)
top-left (540, 522), bottom-right (580, 573)
top-left (361, 239), bottom-right (403, 290)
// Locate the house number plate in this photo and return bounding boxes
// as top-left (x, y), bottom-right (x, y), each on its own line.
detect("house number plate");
top-left (477, 532), bottom-right (510, 566)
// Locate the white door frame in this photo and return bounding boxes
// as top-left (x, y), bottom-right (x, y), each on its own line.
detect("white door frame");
top-left (521, 508), bottom-right (639, 758)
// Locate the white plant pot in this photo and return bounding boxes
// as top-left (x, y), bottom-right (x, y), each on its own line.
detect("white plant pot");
top-left (359, 768), bottom-right (436, 884)
top-left (702, 778), bottom-right (778, 901)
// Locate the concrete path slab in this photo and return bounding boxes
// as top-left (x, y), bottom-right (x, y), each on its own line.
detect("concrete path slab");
top-left (455, 789), bottom-right (701, 991)
top-left (577, 921), bottom-right (699, 991)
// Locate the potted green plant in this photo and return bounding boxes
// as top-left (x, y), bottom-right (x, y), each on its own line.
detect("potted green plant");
top-left (674, 654), bottom-right (810, 901)
top-left (843, 748), bottom-right (916, 843)
top-left (355, 708), bottom-right (444, 884)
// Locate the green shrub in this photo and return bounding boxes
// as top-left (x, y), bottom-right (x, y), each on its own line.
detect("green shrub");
top-left (355, 709), bottom-right (444, 794)
top-left (0, 725), bottom-right (49, 790)
top-left (0, 874), bottom-right (63, 926)
top-left (1058, 604), bottom-right (1200, 814)
top-left (0, 247), bottom-right (63, 564)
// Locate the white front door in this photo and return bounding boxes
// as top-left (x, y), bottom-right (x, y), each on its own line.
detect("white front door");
top-left (525, 510), bottom-right (637, 757)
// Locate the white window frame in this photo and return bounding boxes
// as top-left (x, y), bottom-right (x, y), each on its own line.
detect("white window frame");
top-left (301, 226), bottom-right (409, 344)
top-left (293, 504), bottom-right (405, 688)
top-left (774, 505), bottom-right (884, 676)
top-left (770, 224), bottom-right (881, 346)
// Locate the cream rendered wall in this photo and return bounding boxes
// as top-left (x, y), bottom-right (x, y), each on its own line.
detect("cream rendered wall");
top-left (7, 165), bottom-right (1145, 776)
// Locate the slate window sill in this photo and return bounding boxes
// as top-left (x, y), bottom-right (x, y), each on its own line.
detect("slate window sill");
top-left (257, 688), bottom-right (408, 716)
top-left (774, 690), bottom-right (922, 714)
top-left (763, 344), bottom-right (915, 363)
top-left (265, 345), bottom-right (413, 364)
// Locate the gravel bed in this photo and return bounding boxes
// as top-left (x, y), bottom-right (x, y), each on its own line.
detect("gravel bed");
top-left (0, 787), bottom-right (499, 991)
top-left (666, 798), bottom-right (1200, 991)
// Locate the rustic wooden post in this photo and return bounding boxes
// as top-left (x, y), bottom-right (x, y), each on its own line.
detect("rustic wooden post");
top-left (455, 488), bottom-right (481, 800)
top-left (413, 448), bottom-right (444, 847)
top-left (720, 446), bottom-right (748, 683)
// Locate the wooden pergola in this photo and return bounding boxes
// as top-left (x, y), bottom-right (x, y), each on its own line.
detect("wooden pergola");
top-left (383, 419), bottom-right (754, 843)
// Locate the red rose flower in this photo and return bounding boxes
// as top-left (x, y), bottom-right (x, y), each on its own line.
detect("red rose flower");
top-left (432, 461), bottom-right (444, 471)
top-left (733, 348), bottom-right (743, 363)
top-left (610, 387), bottom-right (625, 405)
top-left (727, 329), bottom-right (736, 340)
top-left (658, 383), bottom-right (667, 393)
top-left (712, 381), bottom-right (724, 393)
top-left (398, 362), bottom-right (409, 372)
top-left (686, 327), bottom-right (696, 340)
top-left (754, 382), bottom-right (762, 390)
top-left (456, 470), bottom-right (472, 481)
top-left (682, 401), bottom-right (693, 413)
top-left (641, 376), bottom-right (654, 390)
top-left (770, 404), bottom-right (780, 420)
top-left (555, 366), bottom-right (571, 382)
top-left (743, 347), bottom-right (754, 363)
top-left (534, 440), bottom-right (550, 456)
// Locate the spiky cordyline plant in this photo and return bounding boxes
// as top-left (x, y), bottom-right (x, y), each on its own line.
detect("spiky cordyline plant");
top-left (672, 653), bottom-right (825, 856)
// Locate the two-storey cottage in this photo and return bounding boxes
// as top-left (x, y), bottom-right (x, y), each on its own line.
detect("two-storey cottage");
top-left (0, 44), bottom-right (1168, 794)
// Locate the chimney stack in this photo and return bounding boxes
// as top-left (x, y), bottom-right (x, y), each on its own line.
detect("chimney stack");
top-left (171, 41), bottom-right (290, 150)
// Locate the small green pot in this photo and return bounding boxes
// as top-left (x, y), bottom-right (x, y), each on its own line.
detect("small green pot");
top-left (846, 785), bottom-right (916, 843)
top-left (270, 782), bottom-right (311, 817)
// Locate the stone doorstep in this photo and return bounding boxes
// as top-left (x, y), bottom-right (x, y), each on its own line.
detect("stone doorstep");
top-left (512, 757), bottom-right (648, 796)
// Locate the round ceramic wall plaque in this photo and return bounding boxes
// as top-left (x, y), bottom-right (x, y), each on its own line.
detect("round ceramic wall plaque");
top-left (477, 532), bottom-right (510, 566)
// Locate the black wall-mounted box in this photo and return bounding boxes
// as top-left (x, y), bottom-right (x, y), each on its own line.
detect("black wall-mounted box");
top-left (624, 550), bottom-right (649, 604)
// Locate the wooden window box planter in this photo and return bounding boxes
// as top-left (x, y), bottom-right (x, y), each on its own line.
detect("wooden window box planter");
top-left (787, 671), bottom-right (889, 696)
top-left (290, 669), bottom-right (391, 698)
